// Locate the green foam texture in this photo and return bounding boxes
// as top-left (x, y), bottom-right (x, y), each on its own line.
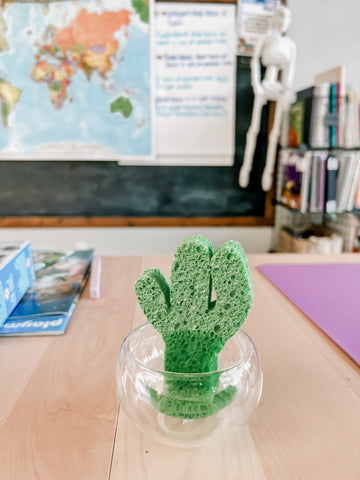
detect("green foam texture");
top-left (134, 235), bottom-right (253, 419)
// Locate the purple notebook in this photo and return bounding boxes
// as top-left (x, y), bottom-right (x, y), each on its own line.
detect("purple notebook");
top-left (258, 263), bottom-right (360, 365)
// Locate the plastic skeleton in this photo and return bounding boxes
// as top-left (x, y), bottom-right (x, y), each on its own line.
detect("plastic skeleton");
top-left (239, 5), bottom-right (296, 191)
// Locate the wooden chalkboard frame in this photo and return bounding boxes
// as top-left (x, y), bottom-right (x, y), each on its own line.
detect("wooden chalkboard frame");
top-left (0, 0), bottom-right (277, 228)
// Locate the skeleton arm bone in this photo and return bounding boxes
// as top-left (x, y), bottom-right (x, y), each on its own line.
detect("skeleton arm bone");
top-left (250, 37), bottom-right (265, 96)
top-left (283, 41), bottom-right (296, 92)
top-left (238, 38), bottom-right (267, 188)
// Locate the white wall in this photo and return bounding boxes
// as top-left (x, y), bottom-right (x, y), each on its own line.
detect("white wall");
top-left (0, 227), bottom-right (273, 255)
top-left (288, 0), bottom-right (360, 93)
top-left (3, 2), bottom-right (356, 255)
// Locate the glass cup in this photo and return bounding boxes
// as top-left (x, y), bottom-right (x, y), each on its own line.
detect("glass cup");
top-left (116, 322), bottom-right (262, 448)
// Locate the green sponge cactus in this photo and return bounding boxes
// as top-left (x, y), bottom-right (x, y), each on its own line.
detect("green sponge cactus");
top-left (134, 235), bottom-right (253, 419)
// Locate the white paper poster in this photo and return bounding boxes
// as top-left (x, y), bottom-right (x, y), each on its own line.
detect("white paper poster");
top-left (154, 2), bottom-right (237, 165)
top-left (237, 0), bottom-right (279, 56)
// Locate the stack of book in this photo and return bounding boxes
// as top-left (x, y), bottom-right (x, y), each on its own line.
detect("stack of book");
top-left (278, 150), bottom-right (360, 214)
top-left (0, 249), bottom-right (93, 336)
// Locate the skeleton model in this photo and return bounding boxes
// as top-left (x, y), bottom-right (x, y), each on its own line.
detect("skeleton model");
top-left (239, 5), bottom-right (296, 191)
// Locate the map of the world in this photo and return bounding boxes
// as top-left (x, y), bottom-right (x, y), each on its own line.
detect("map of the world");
top-left (0, 0), bottom-right (152, 159)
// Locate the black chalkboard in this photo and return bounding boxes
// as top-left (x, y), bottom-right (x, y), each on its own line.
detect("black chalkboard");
top-left (0, 58), bottom-right (271, 224)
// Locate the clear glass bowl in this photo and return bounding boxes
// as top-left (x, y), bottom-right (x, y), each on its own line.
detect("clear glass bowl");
top-left (116, 323), bottom-right (263, 448)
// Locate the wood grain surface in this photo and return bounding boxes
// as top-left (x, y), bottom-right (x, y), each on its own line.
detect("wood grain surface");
top-left (0, 254), bottom-right (359, 479)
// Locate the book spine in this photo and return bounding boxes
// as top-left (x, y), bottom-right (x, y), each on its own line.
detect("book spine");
top-left (288, 102), bottom-right (304, 148)
top-left (310, 154), bottom-right (320, 212)
top-left (330, 83), bottom-right (337, 148)
top-left (336, 82), bottom-right (340, 147)
top-left (318, 153), bottom-right (327, 212)
top-left (336, 154), bottom-right (357, 212)
top-left (309, 86), bottom-right (321, 148)
top-left (325, 155), bottom-right (339, 214)
top-left (310, 83), bottom-right (330, 148)
top-left (346, 155), bottom-right (360, 211)
top-left (300, 152), bottom-right (311, 213)
top-left (296, 86), bottom-right (314, 147)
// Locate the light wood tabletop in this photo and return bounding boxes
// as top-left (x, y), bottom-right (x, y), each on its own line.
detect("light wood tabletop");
top-left (0, 253), bottom-right (359, 479)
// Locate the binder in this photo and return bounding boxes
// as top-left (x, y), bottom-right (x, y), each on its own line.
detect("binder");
top-left (258, 263), bottom-right (360, 365)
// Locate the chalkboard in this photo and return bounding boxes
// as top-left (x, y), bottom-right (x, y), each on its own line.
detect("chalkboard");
top-left (0, 58), bottom-right (274, 227)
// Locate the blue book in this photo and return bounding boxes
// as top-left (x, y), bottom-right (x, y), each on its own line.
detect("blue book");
top-left (329, 83), bottom-right (337, 147)
top-left (0, 250), bottom-right (93, 336)
top-left (0, 241), bottom-right (35, 326)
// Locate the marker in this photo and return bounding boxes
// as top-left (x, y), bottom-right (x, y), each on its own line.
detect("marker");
top-left (90, 256), bottom-right (102, 299)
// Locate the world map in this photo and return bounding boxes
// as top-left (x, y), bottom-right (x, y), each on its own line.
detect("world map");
top-left (0, 0), bottom-right (152, 158)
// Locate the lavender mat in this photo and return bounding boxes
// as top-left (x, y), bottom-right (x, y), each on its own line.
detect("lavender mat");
top-left (258, 263), bottom-right (360, 365)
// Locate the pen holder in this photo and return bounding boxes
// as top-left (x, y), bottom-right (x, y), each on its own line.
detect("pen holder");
top-left (116, 323), bottom-right (263, 447)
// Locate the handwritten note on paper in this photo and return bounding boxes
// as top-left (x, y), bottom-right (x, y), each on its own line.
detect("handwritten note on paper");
top-left (155, 3), bottom-right (236, 164)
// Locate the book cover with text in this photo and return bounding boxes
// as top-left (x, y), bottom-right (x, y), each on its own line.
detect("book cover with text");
top-left (0, 250), bottom-right (93, 336)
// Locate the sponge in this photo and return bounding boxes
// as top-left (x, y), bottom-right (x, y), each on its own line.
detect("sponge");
top-left (134, 235), bottom-right (253, 419)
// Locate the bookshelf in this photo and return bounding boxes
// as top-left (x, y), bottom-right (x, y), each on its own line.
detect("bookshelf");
top-left (273, 147), bottom-right (360, 253)
top-left (273, 66), bottom-right (360, 253)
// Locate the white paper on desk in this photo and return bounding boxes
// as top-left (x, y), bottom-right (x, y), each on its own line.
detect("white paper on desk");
top-left (155, 2), bottom-right (237, 164)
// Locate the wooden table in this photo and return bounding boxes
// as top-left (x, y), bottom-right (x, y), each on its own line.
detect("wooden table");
top-left (1, 254), bottom-right (359, 479)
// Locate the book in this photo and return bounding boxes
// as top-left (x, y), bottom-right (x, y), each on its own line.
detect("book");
top-left (318, 153), bottom-right (327, 213)
top-left (299, 152), bottom-right (312, 213)
top-left (296, 86), bottom-right (315, 147)
top-left (309, 153), bottom-right (327, 213)
top-left (353, 157), bottom-right (360, 209)
top-left (325, 154), bottom-right (339, 214)
top-left (309, 83), bottom-right (330, 148)
top-left (344, 91), bottom-right (360, 148)
top-left (0, 249), bottom-right (93, 336)
top-left (309, 153), bottom-right (320, 212)
top-left (329, 83), bottom-right (337, 148)
top-left (0, 241), bottom-right (35, 326)
top-left (336, 154), bottom-right (355, 212)
top-left (280, 152), bottom-right (303, 210)
top-left (336, 82), bottom-right (340, 146)
top-left (288, 101), bottom-right (304, 147)
top-left (347, 156), bottom-right (360, 212)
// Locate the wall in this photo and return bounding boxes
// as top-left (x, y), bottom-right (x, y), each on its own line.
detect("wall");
top-left (288, 0), bottom-right (360, 93)
top-left (0, 227), bottom-right (273, 255)
top-left (3, 1), bottom-right (357, 255)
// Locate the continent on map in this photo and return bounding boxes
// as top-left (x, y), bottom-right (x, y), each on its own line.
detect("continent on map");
top-left (32, 56), bottom-right (75, 109)
top-left (132, 0), bottom-right (149, 24)
top-left (32, 9), bottom-right (131, 109)
top-left (0, 10), bottom-right (9, 53)
top-left (110, 96), bottom-right (133, 118)
top-left (0, 78), bottom-right (21, 128)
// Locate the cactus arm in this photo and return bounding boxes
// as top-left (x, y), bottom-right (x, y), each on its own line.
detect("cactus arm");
top-left (134, 269), bottom-right (170, 333)
top-left (170, 235), bottom-right (213, 325)
top-left (209, 241), bottom-right (253, 343)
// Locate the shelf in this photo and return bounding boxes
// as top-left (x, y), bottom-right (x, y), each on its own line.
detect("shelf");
top-left (281, 146), bottom-right (360, 152)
